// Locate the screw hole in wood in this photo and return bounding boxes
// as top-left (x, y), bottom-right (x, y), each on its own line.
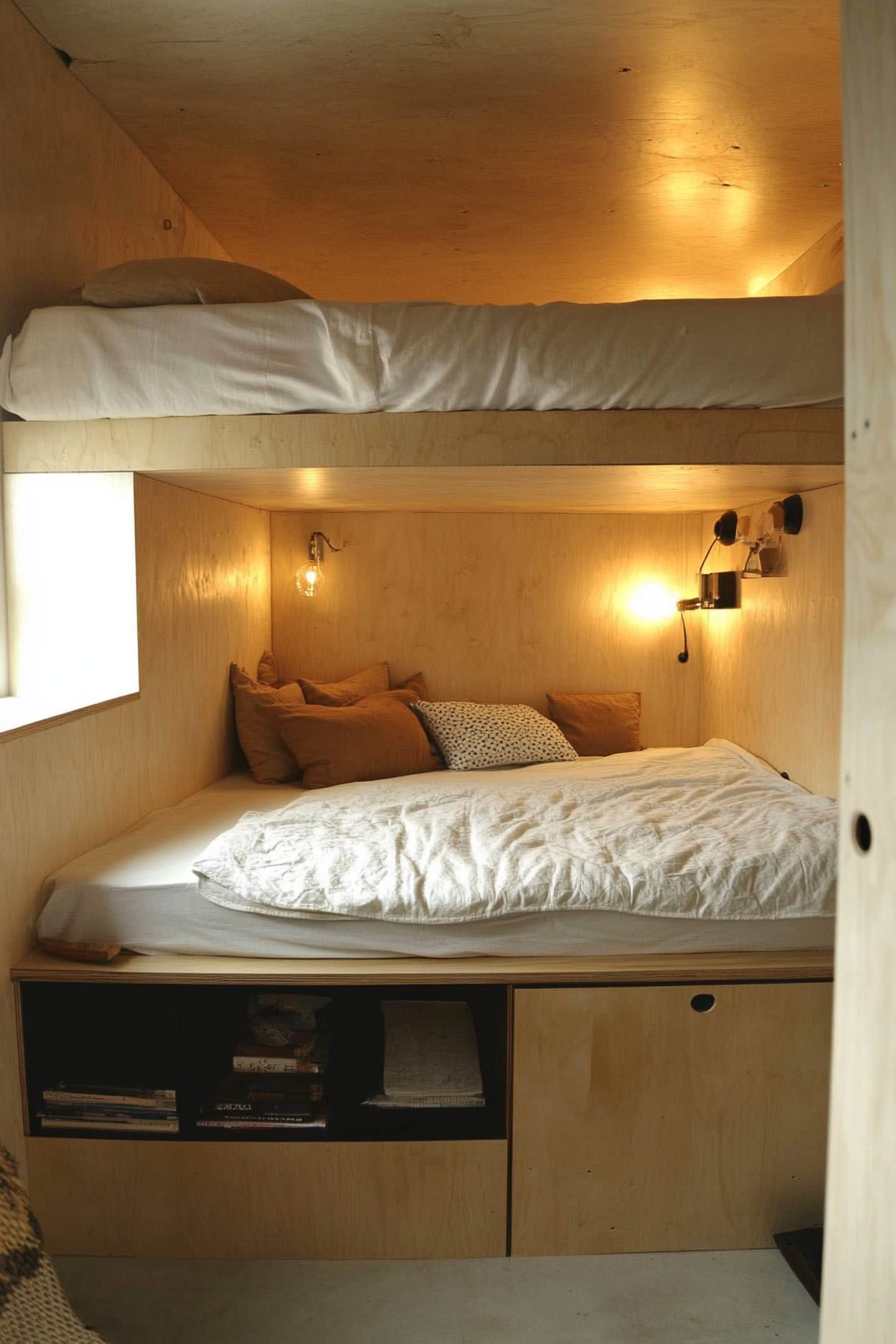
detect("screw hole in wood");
top-left (690, 993), bottom-right (716, 1013)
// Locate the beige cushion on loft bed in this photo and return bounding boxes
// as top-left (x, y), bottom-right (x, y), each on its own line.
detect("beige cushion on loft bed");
top-left (80, 257), bottom-right (310, 307)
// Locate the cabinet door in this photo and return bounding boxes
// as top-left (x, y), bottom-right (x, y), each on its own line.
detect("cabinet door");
top-left (511, 981), bottom-right (831, 1256)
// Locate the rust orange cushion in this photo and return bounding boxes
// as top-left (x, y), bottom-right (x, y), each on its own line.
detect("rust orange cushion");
top-left (274, 689), bottom-right (443, 790)
top-left (256, 650), bottom-right (283, 687)
top-left (546, 691), bottom-right (642, 756)
top-left (299, 662), bottom-right (390, 706)
top-left (391, 670), bottom-right (428, 698)
top-left (231, 665), bottom-right (306, 784)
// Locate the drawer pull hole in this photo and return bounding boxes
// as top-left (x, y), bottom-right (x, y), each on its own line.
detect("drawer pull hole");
top-left (854, 813), bottom-right (872, 853)
top-left (691, 993), bottom-right (716, 1013)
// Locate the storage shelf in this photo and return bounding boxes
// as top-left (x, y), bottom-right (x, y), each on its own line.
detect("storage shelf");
top-left (19, 980), bottom-right (509, 1145)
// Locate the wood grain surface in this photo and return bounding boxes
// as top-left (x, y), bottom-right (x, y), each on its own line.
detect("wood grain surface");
top-left (0, 0), bottom-right (227, 348)
top-left (0, 478), bottom-right (270, 1171)
top-left (27, 1138), bottom-right (507, 1259)
top-left (2, 408), bottom-right (845, 476)
top-left (821, 3), bottom-right (896, 1340)
top-left (699, 483), bottom-right (844, 796)
top-left (11, 948), bottom-right (835, 987)
top-left (14, 0), bottom-right (841, 305)
top-left (512, 982), bottom-right (832, 1255)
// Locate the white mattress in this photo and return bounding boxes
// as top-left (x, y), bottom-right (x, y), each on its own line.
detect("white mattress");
top-left (36, 772), bottom-right (834, 959)
top-left (0, 293), bottom-right (843, 421)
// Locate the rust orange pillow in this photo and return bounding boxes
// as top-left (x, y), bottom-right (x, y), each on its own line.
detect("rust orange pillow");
top-left (231, 665), bottom-right (306, 784)
top-left (273, 689), bottom-right (443, 790)
top-left (256, 650), bottom-right (283, 687)
top-left (391, 670), bottom-right (429, 698)
top-left (299, 662), bottom-right (390, 706)
top-left (546, 692), bottom-right (642, 756)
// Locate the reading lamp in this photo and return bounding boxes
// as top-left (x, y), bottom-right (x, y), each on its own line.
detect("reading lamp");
top-left (675, 509), bottom-right (739, 663)
top-left (295, 531), bottom-right (342, 598)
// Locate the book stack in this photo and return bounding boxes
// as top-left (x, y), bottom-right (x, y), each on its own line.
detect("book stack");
top-left (38, 1083), bottom-right (179, 1134)
top-left (198, 992), bottom-right (330, 1133)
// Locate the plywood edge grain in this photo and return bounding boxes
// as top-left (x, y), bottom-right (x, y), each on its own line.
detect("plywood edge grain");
top-left (758, 222), bottom-right (844, 298)
top-left (2, 407), bottom-right (844, 474)
top-left (11, 947), bottom-right (834, 985)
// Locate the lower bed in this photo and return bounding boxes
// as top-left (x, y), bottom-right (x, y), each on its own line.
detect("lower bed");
top-left (36, 769), bottom-right (835, 959)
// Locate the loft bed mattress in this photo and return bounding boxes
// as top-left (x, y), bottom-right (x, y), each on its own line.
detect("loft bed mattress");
top-left (36, 762), bottom-right (835, 960)
top-left (0, 293), bottom-right (842, 422)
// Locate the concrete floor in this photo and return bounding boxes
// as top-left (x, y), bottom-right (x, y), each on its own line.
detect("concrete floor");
top-left (56, 1250), bottom-right (818, 1344)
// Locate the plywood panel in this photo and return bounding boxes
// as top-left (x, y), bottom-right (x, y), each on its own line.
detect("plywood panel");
top-left (26, 1139), bottom-right (507, 1259)
top-left (271, 511), bottom-right (703, 747)
top-left (821, 3), bottom-right (896, 1340)
top-left (699, 484), bottom-right (843, 795)
top-left (2, 408), bottom-right (845, 475)
top-left (11, 947), bottom-right (835, 988)
top-left (512, 983), bottom-right (832, 1256)
top-left (0, 479), bottom-right (270, 1170)
top-left (757, 221), bottom-right (844, 297)
top-left (16, 0), bottom-right (840, 305)
top-left (141, 464), bottom-right (845, 515)
top-left (0, 0), bottom-right (227, 347)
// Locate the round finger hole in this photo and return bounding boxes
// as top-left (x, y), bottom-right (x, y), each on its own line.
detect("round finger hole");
top-left (690, 993), bottom-right (716, 1013)
top-left (854, 813), bottom-right (872, 854)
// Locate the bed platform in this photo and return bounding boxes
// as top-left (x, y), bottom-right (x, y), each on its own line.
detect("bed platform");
top-left (12, 946), bottom-right (832, 1260)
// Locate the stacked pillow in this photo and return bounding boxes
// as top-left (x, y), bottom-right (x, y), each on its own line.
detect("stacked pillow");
top-left (231, 656), bottom-right (438, 789)
top-left (232, 653), bottom-right (643, 789)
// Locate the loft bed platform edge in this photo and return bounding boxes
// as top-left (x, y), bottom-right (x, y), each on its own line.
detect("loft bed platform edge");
top-left (2, 407), bottom-right (844, 475)
top-left (11, 946), bottom-right (835, 986)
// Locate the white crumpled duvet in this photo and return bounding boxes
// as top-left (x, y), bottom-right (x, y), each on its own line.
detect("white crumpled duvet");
top-left (192, 742), bottom-right (838, 925)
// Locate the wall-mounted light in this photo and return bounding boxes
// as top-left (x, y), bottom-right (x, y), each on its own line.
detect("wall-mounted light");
top-left (675, 510), bottom-right (741, 663)
top-left (295, 531), bottom-right (342, 598)
top-left (628, 583), bottom-right (679, 622)
top-left (738, 494), bottom-right (803, 579)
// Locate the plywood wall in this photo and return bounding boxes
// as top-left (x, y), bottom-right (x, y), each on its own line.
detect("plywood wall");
top-left (699, 484), bottom-right (843, 796)
top-left (0, 0), bottom-right (227, 347)
top-left (0, 477), bottom-right (270, 1165)
top-left (271, 511), bottom-right (704, 748)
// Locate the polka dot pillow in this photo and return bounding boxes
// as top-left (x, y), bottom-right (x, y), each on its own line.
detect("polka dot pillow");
top-left (412, 700), bottom-right (579, 771)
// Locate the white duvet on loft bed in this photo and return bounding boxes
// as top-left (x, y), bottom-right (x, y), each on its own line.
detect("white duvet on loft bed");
top-left (0, 293), bottom-right (842, 421)
top-left (36, 748), bottom-right (836, 959)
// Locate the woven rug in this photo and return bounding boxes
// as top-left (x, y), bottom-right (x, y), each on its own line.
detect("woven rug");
top-left (0, 1143), bottom-right (105, 1343)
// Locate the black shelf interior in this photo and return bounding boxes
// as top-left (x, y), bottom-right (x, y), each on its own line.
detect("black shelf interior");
top-left (20, 981), bottom-right (509, 1143)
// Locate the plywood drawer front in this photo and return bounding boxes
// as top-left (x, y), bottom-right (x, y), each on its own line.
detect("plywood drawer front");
top-left (511, 982), bottom-right (832, 1256)
top-left (26, 1138), bottom-right (507, 1260)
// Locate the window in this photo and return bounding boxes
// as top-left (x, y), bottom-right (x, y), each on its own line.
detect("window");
top-left (0, 471), bottom-right (139, 735)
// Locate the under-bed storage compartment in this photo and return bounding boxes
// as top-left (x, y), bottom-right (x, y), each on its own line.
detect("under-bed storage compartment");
top-left (18, 980), bottom-right (509, 1259)
top-left (511, 981), bottom-right (832, 1256)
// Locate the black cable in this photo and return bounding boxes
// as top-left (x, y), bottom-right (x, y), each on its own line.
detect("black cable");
top-left (699, 536), bottom-right (719, 574)
top-left (677, 610), bottom-right (689, 663)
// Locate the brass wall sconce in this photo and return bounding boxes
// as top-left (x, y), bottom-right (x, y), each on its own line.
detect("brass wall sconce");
top-left (295, 531), bottom-right (342, 598)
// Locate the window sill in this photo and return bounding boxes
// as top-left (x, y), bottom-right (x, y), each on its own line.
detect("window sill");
top-left (0, 691), bottom-right (140, 744)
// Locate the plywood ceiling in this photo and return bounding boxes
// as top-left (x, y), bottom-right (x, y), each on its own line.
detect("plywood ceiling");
top-left (18, 0), bottom-right (841, 304)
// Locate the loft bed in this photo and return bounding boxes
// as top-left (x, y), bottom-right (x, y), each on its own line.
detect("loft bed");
top-left (0, 292), bottom-right (844, 511)
top-left (7, 290), bottom-right (839, 1261)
